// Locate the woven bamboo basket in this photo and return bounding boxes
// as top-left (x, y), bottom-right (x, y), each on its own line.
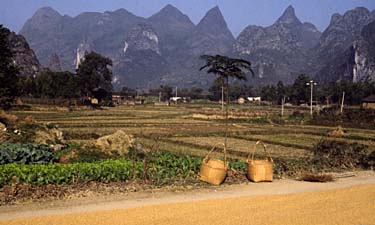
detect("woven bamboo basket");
top-left (199, 146), bottom-right (228, 185)
top-left (246, 140), bottom-right (273, 182)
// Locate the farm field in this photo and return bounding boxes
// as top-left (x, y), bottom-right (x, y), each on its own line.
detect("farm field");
top-left (1, 102), bottom-right (375, 205)
top-left (11, 103), bottom-right (375, 162)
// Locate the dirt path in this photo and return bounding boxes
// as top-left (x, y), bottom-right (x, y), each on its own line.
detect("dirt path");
top-left (0, 171), bottom-right (374, 225)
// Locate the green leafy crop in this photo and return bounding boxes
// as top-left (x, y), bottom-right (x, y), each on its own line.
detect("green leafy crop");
top-left (0, 143), bottom-right (56, 165)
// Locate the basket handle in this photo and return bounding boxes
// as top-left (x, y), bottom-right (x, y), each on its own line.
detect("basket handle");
top-left (247, 140), bottom-right (273, 163)
top-left (204, 144), bottom-right (227, 166)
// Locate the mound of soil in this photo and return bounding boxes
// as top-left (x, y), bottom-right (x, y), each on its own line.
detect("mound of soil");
top-left (0, 111), bottom-right (18, 127)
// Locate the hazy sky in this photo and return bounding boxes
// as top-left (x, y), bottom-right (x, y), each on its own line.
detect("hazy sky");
top-left (1, 0), bottom-right (375, 36)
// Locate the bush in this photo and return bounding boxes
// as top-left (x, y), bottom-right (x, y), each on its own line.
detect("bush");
top-left (56, 143), bottom-right (116, 163)
top-left (273, 157), bottom-right (314, 178)
top-left (0, 143), bottom-right (56, 165)
top-left (313, 139), bottom-right (372, 169)
top-left (367, 151), bottom-right (375, 168)
top-left (311, 107), bottom-right (375, 128)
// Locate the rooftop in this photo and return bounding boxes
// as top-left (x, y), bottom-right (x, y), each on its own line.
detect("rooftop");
top-left (362, 95), bottom-right (375, 103)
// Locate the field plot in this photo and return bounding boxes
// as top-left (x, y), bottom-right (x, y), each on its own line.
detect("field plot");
top-left (12, 104), bottom-right (375, 162)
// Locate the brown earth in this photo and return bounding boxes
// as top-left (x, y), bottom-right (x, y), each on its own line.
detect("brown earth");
top-left (0, 171), bottom-right (374, 225)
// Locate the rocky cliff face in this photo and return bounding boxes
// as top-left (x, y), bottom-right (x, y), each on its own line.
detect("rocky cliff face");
top-left (124, 24), bottom-right (160, 54)
top-left (314, 7), bottom-right (375, 82)
top-left (233, 6), bottom-right (321, 83)
top-left (74, 39), bottom-right (95, 69)
top-left (47, 53), bottom-right (62, 72)
top-left (353, 20), bottom-right (375, 82)
top-left (5, 29), bottom-right (40, 77)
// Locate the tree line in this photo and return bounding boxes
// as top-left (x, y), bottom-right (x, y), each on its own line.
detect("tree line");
top-left (20, 51), bottom-right (113, 100)
top-left (209, 74), bottom-right (375, 105)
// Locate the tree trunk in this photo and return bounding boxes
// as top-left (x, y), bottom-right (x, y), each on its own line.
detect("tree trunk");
top-left (224, 77), bottom-right (229, 164)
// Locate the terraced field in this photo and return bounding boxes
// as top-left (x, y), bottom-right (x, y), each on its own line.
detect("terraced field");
top-left (12, 104), bottom-right (375, 162)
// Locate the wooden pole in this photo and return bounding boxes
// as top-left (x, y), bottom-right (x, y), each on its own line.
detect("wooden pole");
top-left (340, 92), bottom-right (345, 113)
top-left (221, 85), bottom-right (224, 111)
top-left (310, 82), bottom-right (313, 116)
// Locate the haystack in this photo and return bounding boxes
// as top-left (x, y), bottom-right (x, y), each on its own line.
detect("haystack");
top-left (328, 126), bottom-right (346, 138)
top-left (96, 130), bottom-right (134, 155)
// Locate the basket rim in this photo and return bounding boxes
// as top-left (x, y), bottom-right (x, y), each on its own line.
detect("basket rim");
top-left (201, 162), bottom-right (228, 170)
top-left (246, 159), bottom-right (273, 164)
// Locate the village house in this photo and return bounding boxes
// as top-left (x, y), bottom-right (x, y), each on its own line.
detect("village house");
top-left (111, 92), bottom-right (126, 104)
top-left (361, 95), bottom-right (375, 109)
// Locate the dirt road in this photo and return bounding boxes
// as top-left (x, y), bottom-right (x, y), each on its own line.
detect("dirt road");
top-left (1, 171), bottom-right (374, 225)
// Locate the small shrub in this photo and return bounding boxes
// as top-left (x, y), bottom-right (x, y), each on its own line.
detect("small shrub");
top-left (56, 142), bottom-right (115, 163)
top-left (313, 139), bottom-right (371, 169)
top-left (270, 115), bottom-right (286, 125)
top-left (273, 157), bottom-right (314, 178)
top-left (367, 150), bottom-right (375, 169)
top-left (46, 122), bottom-right (58, 129)
top-left (291, 110), bottom-right (306, 118)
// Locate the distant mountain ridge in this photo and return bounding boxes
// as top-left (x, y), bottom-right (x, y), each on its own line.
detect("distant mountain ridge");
top-left (233, 5), bottom-right (321, 84)
top-left (19, 5), bottom-right (375, 89)
top-left (20, 5), bottom-right (237, 89)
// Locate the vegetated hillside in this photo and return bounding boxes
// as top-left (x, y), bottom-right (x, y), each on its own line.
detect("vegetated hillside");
top-left (20, 5), bottom-right (375, 89)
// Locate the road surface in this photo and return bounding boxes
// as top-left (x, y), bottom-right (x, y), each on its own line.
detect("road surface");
top-left (1, 171), bottom-right (374, 225)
